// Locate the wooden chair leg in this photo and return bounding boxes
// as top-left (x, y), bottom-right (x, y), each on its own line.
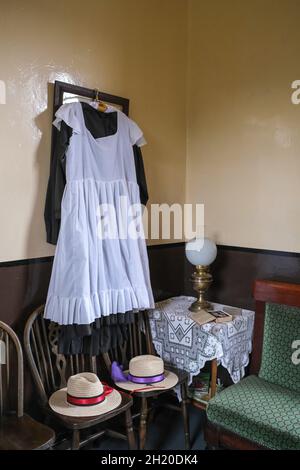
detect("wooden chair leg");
top-left (125, 409), bottom-right (137, 450)
top-left (71, 429), bottom-right (80, 450)
top-left (139, 396), bottom-right (148, 450)
top-left (180, 381), bottom-right (191, 450)
top-left (148, 396), bottom-right (159, 424)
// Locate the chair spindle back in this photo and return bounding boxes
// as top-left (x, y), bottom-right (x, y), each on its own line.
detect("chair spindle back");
top-left (0, 321), bottom-right (23, 418)
top-left (24, 306), bottom-right (99, 407)
top-left (24, 306), bottom-right (154, 406)
top-left (102, 310), bottom-right (154, 373)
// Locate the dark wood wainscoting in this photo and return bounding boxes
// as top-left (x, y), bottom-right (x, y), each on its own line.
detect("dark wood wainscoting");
top-left (185, 245), bottom-right (300, 310)
top-left (0, 244), bottom-right (186, 410)
top-left (1, 242), bottom-right (300, 408)
top-left (0, 243), bottom-right (186, 328)
top-left (0, 257), bottom-right (53, 410)
top-left (148, 243), bottom-right (185, 301)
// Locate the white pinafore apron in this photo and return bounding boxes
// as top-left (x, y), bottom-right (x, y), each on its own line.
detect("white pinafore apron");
top-left (45, 102), bottom-right (154, 325)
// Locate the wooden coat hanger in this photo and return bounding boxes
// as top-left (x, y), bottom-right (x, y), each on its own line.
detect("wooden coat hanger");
top-left (94, 88), bottom-right (108, 112)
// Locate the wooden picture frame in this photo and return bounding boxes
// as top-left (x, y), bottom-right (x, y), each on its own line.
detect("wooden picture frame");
top-left (49, 80), bottom-right (130, 171)
top-left (52, 80), bottom-right (129, 117)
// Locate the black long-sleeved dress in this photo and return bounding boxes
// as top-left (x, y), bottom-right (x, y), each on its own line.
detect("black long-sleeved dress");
top-left (44, 102), bottom-right (149, 355)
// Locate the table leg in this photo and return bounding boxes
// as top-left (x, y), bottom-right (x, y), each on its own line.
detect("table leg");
top-left (180, 381), bottom-right (191, 450)
top-left (210, 359), bottom-right (218, 398)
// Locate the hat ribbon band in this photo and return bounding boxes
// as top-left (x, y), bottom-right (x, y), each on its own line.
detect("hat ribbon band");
top-left (67, 384), bottom-right (113, 406)
top-left (127, 373), bottom-right (165, 384)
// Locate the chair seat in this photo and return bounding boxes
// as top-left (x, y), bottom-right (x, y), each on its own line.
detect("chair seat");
top-left (207, 375), bottom-right (300, 450)
top-left (46, 391), bottom-right (133, 430)
top-left (0, 414), bottom-right (55, 450)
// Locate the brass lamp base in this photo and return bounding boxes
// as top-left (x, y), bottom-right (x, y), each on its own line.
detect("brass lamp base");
top-left (189, 265), bottom-right (213, 313)
top-left (189, 298), bottom-right (211, 312)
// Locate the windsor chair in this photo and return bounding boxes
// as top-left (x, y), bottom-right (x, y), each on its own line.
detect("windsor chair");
top-left (24, 305), bottom-right (136, 450)
top-left (0, 320), bottom-right (55, 450)
top-left (102, 311), bottom-right (191, 450)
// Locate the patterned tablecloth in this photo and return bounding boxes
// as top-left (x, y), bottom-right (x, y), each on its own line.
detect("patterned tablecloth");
top-left (149, 296), bottom-right (255, 384)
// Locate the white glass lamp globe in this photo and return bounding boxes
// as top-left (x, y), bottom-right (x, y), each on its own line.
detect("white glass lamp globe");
top-left (185, 238), bottom-right (217, 267)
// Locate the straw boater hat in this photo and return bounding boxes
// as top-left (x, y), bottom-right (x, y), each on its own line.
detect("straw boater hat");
top-left (49, 372), bottom-right (121, 417)
top-left (114, 354), bottom-right (178, 392)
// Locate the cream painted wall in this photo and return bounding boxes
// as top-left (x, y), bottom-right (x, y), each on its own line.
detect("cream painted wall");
top-left (0, 0), bottom-right (187, 262)
top-left (186, 0), bottom-right (300, 252)
top-left (2, 0), bottom-right (300, 262)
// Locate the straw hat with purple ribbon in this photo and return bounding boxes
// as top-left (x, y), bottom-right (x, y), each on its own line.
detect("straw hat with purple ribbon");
top-left (49, 372), bottom-right (121, 417)
top-left (112, 354), bottom-right (178, 392)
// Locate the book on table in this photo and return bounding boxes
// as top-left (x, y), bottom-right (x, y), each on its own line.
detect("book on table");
top-left (190, 308), bottom-right (232, 325)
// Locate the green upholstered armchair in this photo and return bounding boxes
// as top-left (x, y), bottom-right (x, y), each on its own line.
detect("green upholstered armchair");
top-left (205, 280), bottom-right (300, 450)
